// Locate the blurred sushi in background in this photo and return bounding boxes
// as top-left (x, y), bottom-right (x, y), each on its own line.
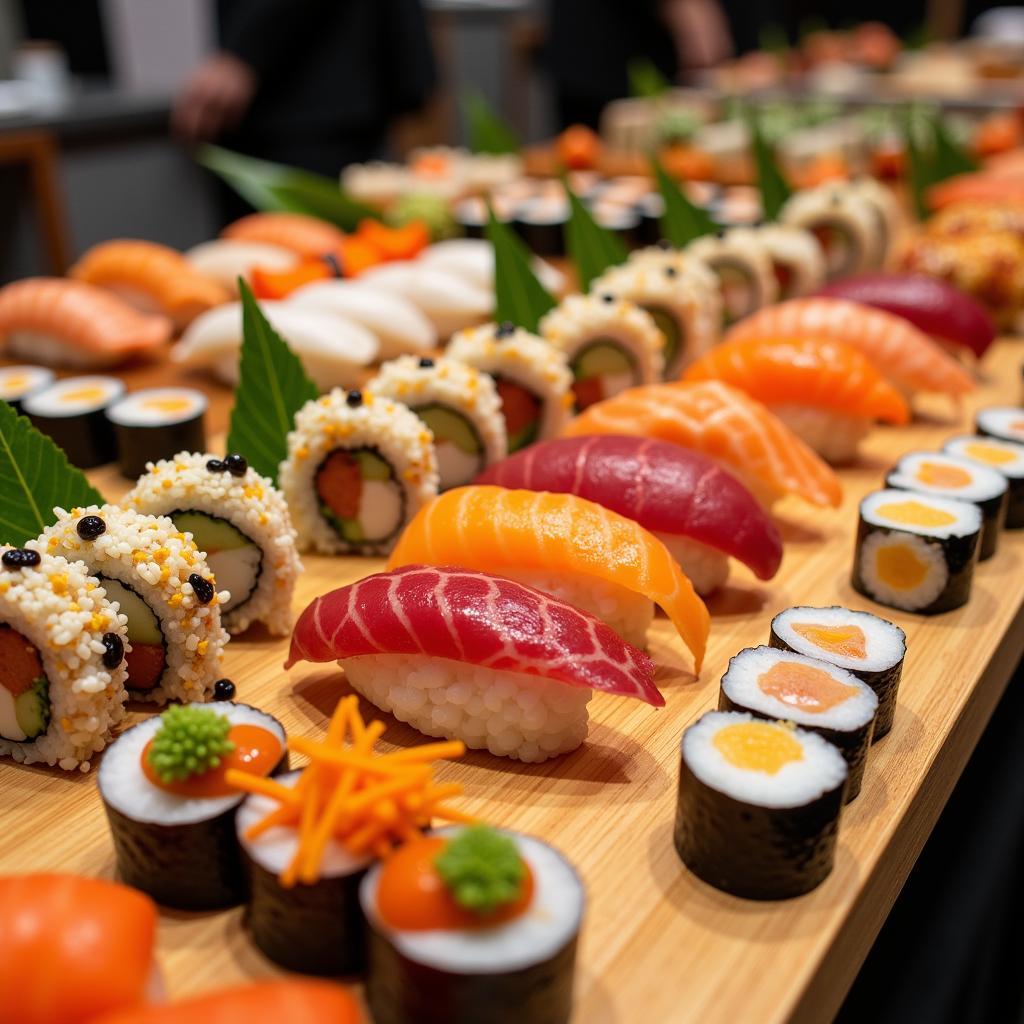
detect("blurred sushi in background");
top-left (687, 227), bottom-right (778, 326)
top-left (221, 211), bottom-right (348, 260)
top-left (184, 239), bottom-right (299, 295)
top-left (23, 375), bottom-right (125, 469)
top-left (105, 387), bottom-right (207, 479)
top-left (754, 224), bottom-right (826, 300)
top-left (0, 365), bottom-right (54, 414)
top-left (944, 435), bottom-right (1024, 528)
top-left (976, 406), bottom-right (1024, 446)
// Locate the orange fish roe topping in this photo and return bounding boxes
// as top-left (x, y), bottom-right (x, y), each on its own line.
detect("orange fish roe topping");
top-left (226, 695), bottom-right (471, 887)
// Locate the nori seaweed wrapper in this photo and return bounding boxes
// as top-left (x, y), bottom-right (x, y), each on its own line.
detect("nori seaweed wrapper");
top-left (364, 923), bottom-right (578, 1024)
top-left (769, 620), bottom-right (904, 742)
top-left (674, 754), bottom-right (845, 900)
top-left (114, 413), bottom-right (206, 480)
top-left (718, 689), bottom-right (872, 802)
top-left (850, 518), bottom-right (979, 615)
top-left (28, 406), bottom-right (117, 469)
top-left (1001, 477), bottom-right (1024, 529)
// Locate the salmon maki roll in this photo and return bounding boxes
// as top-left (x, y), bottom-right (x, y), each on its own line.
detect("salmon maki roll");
top-left (70, 240), bottom-right (231, 330)
top-left (563, 381), bottom-right (842, 509)
top-left (725, 296), bottom-right (975, 401)
top-left (388, 485), bottom-right (710, 670)
top-left (683, 336), bottom-right (910, 464)
top-left (0, 278), bottom-right (171, 368)
top-left (222, 211), bottom-right (348, 260)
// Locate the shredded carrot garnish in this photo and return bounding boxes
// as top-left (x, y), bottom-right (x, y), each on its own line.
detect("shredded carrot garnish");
top-left (226, 695), bottom-right (470, 886)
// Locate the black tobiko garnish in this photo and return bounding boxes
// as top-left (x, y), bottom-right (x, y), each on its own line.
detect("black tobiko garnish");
top-left (494, 321), bottom-right (516, 339)
top-left (213, 678), bottom-right (236, 701)
top-left (2, 548), bottom-right (40, 569)
top-left (714, 228), bottom-right (727, 239)
top-left (601, 292), bottom-right (615, 303)
top-left (418, 357), bottom-right (435, 369)
top-left (76, 516), bottom-right (106, 541)
top-left (188, 573), bottom-right (215, 605)
top-left (346, 390), bottom-right (363, 407)
top-left (664, 265), bottom-right (678, 278)
top-left (206, 458), bottom-right (225, 473)
top-left (101, 632), bottom-right (124, 669)
top-left (224, 453), bottom-right (248, 477)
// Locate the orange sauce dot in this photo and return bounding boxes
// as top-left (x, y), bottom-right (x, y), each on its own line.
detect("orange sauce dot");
top-left (757, 661), bottom-right (859, 714)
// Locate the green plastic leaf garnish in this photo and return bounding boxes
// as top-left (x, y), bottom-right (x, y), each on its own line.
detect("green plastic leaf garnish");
top-left (748, 111), bottom-right (792, 221)
top-left (486, 206), bottom-right (556, 332)
top-left (463, 91), bottom-right (520, 155)
top-left (651, 156), bottom-right (718, 246)
top-left (903, 108), bottom-right (934, 221)
top-left (902, 107), bottom-right (979, 221)
top-left (564, 182), bottom-right (627, 292)
top-left (0, 401), bottom-right (104, 546)
top-left (226, 280), bottom-right (319, 484)
top-left (197, 144), bottom-right (379, 231)
top-left (932, 113), bottom-right (978, 180)
top-left (434, 826), bottom-right (526, 915)
top-left (147, 705), bottom-right (235, 783)
top-left (628, 57), bottom-right (671, 99)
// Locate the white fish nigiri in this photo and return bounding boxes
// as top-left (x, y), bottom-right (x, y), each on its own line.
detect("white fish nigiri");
top-left (288, 281), bottom-right (435, 359)
top-left (357, 263), bottom-right (492, 340)
top-left (184, 240), bottom-right (299, 295)
top-left (172, 300), bottom-right (378, 390)
top-left (418, 238), bottom-right (566, 296)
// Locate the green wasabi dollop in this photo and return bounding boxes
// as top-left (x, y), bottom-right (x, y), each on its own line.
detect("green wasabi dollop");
top-left (434, 826), bottom-right (526, 915)
top-left (147, 705), bottom-right (235, 783)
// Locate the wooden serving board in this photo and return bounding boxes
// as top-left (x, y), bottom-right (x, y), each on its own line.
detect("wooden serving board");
top-left (2, 343), bottom-right (1023, 1024)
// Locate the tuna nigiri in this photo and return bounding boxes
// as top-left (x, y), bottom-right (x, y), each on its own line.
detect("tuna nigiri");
top-left (87, 980), bottom-right (362, 1024)
top-left (683, 336), bottom-right (910, 464)
top-left (475, 435), bottom-right (782, 594)
top-left (724, 296), bottom-right (975, 400)
top-left (221, 211), bottom-right (348, 259)
top-left (0, 873), bottom-right (158, 1024)
top-left (70, 240), bottom-right (231, 330)
top-left (0, 278), bottom-right (171, 367)
top-left (388, 486), bottom-right (709, 670)
top-left (818, 272), bottom-right (996, 359)
top-left (287, 565), bottom-right (662, 761)
top-left (563, 381), bottom-right (842, 509)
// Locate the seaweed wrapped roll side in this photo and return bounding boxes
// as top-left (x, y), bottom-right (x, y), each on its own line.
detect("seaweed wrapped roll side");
top-left (23, 375), bottom-right (125, 469)
top-left (674, 711), bottom-right (848, 899)
top-left (0, 365), bottom-right (54, 414)
top-left (105, 388), bottom-right (207, 479)
top-left (944, 435), bottom-right (1024, 529)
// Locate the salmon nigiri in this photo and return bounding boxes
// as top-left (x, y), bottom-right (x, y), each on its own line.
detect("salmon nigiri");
top-left (70, 240), bottom-right (231, 330)
top-left (87, 980), bottom-right (362, 1024)
top-left (683, 336), bottom-right (910, 464)
top-left (0, 873), bottom-right (158, 1024)
top-left (222, 211), bottom-right (347, 259)
top-left (0, 278), bottom-right (171, 367)
top-left (563, 381), bottom-right (842, 509)
top-left (388, 486), bottom-right (710, 672)
top-left (724, 297), bottom-right (974, 400)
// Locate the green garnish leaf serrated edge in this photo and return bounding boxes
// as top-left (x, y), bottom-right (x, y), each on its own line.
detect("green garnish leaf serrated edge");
top-left (564, 181), bottom-right (628, 292)
top-left (748, 110), bottom-right (792, 222)
top-left (226, 280), bottom-right (319, 484)
top-left (651, 155), bottom-right (719, 246)
top-left (463, 91), bottom-right (520, 155)
top-left (486, 206), bottom-right (557, 332)
top-left (0, 401), bottom-right (104, 546)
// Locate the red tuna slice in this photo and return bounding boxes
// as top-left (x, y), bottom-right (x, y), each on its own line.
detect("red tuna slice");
top-left (285, 565), bottom-right (662, 706)
top-left (475, 435), bottom-right (783, 582)
top-left (818, 273), bottom-right (995, 358)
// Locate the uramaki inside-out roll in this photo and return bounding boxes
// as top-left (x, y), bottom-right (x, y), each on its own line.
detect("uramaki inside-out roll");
top-left (943, 435), bottom-right (1024, 529)
top-left (674, 711), bottom-right (848, 899)
top-left (754, 224), bottom-right (826, 300)
top-left (769, 606), bottom-right (906, 740)
top-left (780, 185), bottom-right (879, 281)
top-left (717, 646), bottom-right (877, 801)
top-left (687, 227), bottom-right (779, 325)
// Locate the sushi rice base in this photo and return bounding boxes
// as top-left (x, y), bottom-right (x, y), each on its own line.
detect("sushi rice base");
top-left (887, 451), bottom-right (1007, 504)
top-left (683, 710), bottom-right (848, 809)
top-left (99, 701), bottom-right (285, 824)
top-left (771, 405), bottom-right (869, 465)
top-left (771, 606), bottom-right (906, 674)
top-left (945, 435), bottom-right (1024, 479)
top-left (236, 771), bottom-right (371, 876)
top-left (721, 646), bottom-right (878, 731)
top-left (22, 375), bottom-right (124, 417)
top-left (360, 826), bottom-right (584, 974)
top-left (860, 489), bottom-right (983, 538)
top-left (657, 534), bottom-right (729, 596)
top-left (976, 407), bottom-right (1024, 445)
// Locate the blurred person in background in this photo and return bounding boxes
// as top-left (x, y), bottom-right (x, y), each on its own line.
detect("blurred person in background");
top-left (173, 0), bottom-right (436, 218)
top-left (544, 0), bottom-right (733, 129)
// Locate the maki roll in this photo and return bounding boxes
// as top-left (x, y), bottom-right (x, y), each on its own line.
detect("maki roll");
top-left (514, 194), bottom-right (570, 256)
top-left (769, 606), bottom-right (906, 740)
top-left (367, 355), bottom-right (507, 490)
top-left (687, 228), bottom-right (778, 326)
top-left (361, 825), bottom-right (584, 1024)
top-left (674, 711), bottom-right (848, 899)
top-left (590, 248), bottom-right (721, 379)
top-left (717, 646), bottom-right (878, 801)
top-left (99, 702), bottom-right (286, 909)
top-left (22, 375), bottom-right (125, 469)
top-left (447, 322), bottom-right (573, 451)
top-left (887, 451), bottom-right (1008, 560)
top-left (0, 546), bottom-right (128, 771)
top-left (36, 505), bottom-right (230, 701)
top-left (943, 435), bottom-right (1024, 529)
top-left (847, 177), bottom-right (902, 267)
top-left (105, 387), bottom-right (207, 479)
top-left (0, 365), bottom-right (54, 414)
top-left (127, 451), bottom-right (301, 636)
top-left (780, 185), bottom-right (878, 281)
top-left (754, 224), bottom-right (826, 300)
top-left (280, 388), bottom-right (438, 556)
top-left (539, 293), bottom-right (664, 411)
top-left (976, 406), bottom-right (1024, 446)
top-left (852, 489), bottom-right (982, 614)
